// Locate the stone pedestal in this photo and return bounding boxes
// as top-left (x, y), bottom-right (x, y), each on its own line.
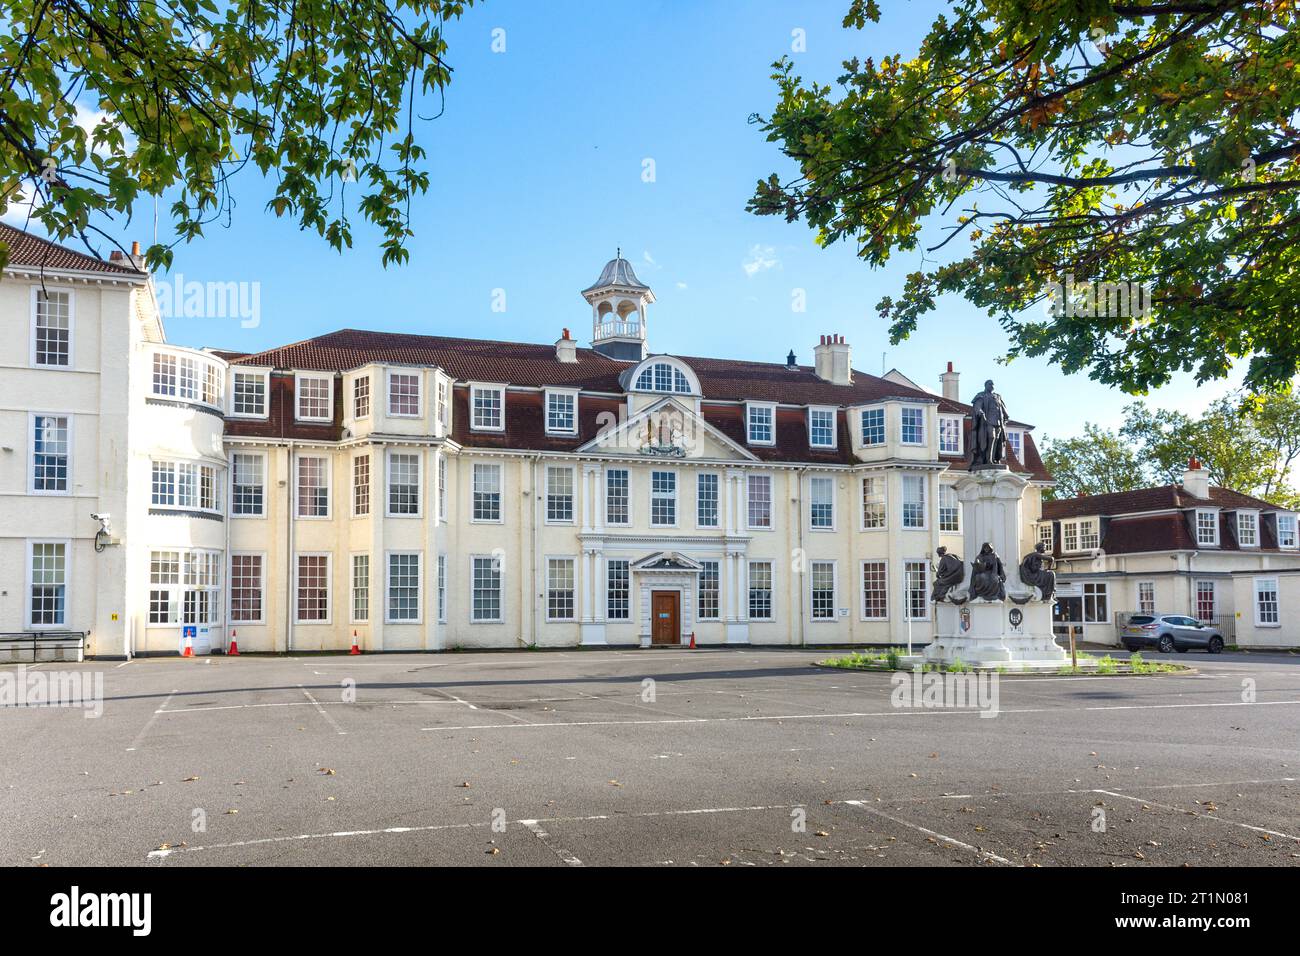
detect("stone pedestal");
top-left (904, 467), bottom-right (1071, 671)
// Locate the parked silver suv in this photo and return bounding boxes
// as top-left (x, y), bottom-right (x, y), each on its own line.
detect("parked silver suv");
top-left (1120, 614), bottom-right (1225, 654)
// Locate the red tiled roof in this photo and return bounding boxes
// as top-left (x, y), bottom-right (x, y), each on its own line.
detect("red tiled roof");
top-left (1042, 484), bottom-right (1287, 520)
top-left (224, 328), bottom-right (1050, 474)
top-left (0, 223), bottom-right (145, 276)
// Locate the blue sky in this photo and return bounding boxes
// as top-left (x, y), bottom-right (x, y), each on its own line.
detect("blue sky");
top-left (47, 0), bottom-right (1247, 441)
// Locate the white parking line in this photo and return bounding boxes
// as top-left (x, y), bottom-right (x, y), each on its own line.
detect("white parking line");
top-left (421, 698), bottom-right (1300, 732)
top-left (127, 689), bottom-right (177, 751)
top-left (299, 685), bottom-right (346, 735)
top-left (1093, 789), bottom-right (1300, 842)
top-left (844, 800), bottom-right (1014, 865)
top-left (519, 820), bottom-right (583, 866)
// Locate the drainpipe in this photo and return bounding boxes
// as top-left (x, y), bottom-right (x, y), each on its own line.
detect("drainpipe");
top-left (797, 467), bottom-right (808, 647)
top-left (285, 441), bottom-right (297, 654)
top-left (1188, 550), bottom-right (1198, 617)
top-left (530, 454), bottom-right (541, 648)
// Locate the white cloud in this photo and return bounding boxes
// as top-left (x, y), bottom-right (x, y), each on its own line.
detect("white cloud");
top-left (676, 281), bottom-right (687, 290)
top-left (742, 244), bottom-right (779, 277)
top-left (642, 250), bottom-right (661, 270)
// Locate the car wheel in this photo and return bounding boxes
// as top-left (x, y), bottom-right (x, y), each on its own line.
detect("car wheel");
top-left (1208, 636), bottom-right (1224, 654)
top-left (1158, 634), bottom-right (1175, 654)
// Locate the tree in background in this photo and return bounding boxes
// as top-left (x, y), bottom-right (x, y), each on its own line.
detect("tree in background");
top-left (1043, 392), bottom-right (1300, 508)
top-left (749, 1), bottom-right (1300, 394)
top-left (0, 0), bottom-right (475, 271)
top-left (1040, 423), bottom-right (1146, 500)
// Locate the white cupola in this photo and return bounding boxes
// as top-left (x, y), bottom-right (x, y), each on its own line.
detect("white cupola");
top-left (583, 250), bottom-right (654, 361)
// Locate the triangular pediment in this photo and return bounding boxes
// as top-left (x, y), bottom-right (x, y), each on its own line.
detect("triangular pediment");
top-left (630, 551), bottom-right (704, 572)
top-left (577, 396), bottom-right (758, 461)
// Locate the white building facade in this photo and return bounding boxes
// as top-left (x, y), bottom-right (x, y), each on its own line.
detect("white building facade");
top-left (3, 233), bottom-right (1059, 656)
top-left (1042, 460), bottom-right (1300, 648)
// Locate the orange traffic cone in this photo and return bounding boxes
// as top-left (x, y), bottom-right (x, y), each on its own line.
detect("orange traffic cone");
top-left (181, 632), bottom-right (193, 657)
top-left (350, 630), bottom-right (361, 655)
top-left (689, 631), bottom-right (696, 649)
top-left (228, 629), bottom-right (239, 656)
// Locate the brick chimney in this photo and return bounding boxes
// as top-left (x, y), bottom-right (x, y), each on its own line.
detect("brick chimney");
top-left (813, 333), bottom-right (852, 386)
top-left (555, 327), bottom-right (578, 363)
top-left (940, 361), bottom-right (960, 401)
top-left (1182, 456), bottom-right (1211, 499)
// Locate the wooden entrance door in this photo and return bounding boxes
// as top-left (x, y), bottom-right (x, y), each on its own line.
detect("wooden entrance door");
top-left (651, 591), bottom-right (680, 646)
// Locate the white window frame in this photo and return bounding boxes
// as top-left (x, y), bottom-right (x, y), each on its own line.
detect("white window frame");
top-left (229, 369), bottom-right (270, 419)
top-left (696, 471), bottom-right (719, 529)
top-left (746, 402), bottom-right (776, 446)
top-left (1083, 582), bottom-right (1109, 623)
top-left (1039, 522), bottom-right (1054, 550)
top-left (29, 412), bottom-right (72, 496)
top-left (436, 554), bottom-right (447, 623)
top-left (1005, 428), bottom-right (1024, 462)
top-left (606, 467), bottom-right (631, 526)
top-left (545, 464), bottom-right (576, 524)
top-left (606, 559), bottom-right (631, 621)
top-left (696, 559), bottom-right (721, 621)
top-left (545, 388), bottom-right (579, 436)
top-left (1062, 517), bottom-right (1100, 553)
top-left (385, 551), bottom-right (422, 624)
top-left (808, 406), bottom-right (837, 449)
top-left (860, 560), bottom-right (888, 622)
top-left (900, 405), bottom-right (926, 446)
top-left (353, 374), bottom-right (371, 420)
top-left (295, 372), bottom-right (334, 423)
top-left (747, 560), bottom-right (774, 621)
top-left (296, 455), bottom-right (331, 519)
top-left (903, 560), bottom-right (930, 621)
top-left (1254, 576), bottom-right (1280, 627)
top-left (747, 473), bottom-right (773, 530)
top-left (437, 453), bottom-right (447, 522)
top-left (470, 554), bottom-right (504, 623)
top-left (1195, 509), bottom-right (1220, 547)
top-left (30, 286), bottom-right (74, 368)
top-left (25, 538), bottom-right (70, 629)
top-left (1194, 580), bottom-right (1217, 622)
top-left (1137, 580), bottom-right (1155, 615)
top-left (938, 483), bottom-right (960, 534)
top-left (385, 449), bottom-right (422, 518)
top-left (901, 474), bottom-right (927, 530)
top-left (546, 556), bottom-right (577, 622)
top-left (294, 552), bottom-right (332, 624)
top-left (1278, 513), bottom-right (1298, 550)
top-left (386, 369), bottom-right (422, 419)
top-left (1236, 510), bottom-right (1259, 548)
top-left (229, 552), bottom-right (266, 625)
top-left (650, 469), bottom-right (678, 528)
top-left (350, 552), bottom-right (370, 625)
top-left (860, 406), bottom-right (886, 447)
top-left (471, 462), bottom-right (503, 523)
top-left (938, 414), bottom-right (963, 455)
top-left (469, 382), bottom-right (506, 432)
top-left (352, 452), bottom-right (371, 518)
top-left (861, 475), bottom-right (886, 530)
top-left (809, 560), bottom-right (838, 622)
top-left (808, 475), bottom-right (836, 531)
top-left (230, 450), bottom-right (267, 518)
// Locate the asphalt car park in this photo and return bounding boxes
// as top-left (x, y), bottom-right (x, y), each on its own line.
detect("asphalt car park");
top-left (2, 648), bottom-right (1298, 866)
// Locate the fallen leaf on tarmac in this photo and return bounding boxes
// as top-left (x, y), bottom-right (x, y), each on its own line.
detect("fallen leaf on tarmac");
top-left (457, 781), bottom-right (471, 788)
top-left (974, 826), bottom-right (988, 832)
top-left (487, 847), bottom-right (500, 855)
top-left (815, 830), bottom-right (829, 837)
top-left (225, 809), bottom-right (238, 815)
top-left (157, 843), bottom-right (171, 851)
top-left (1133, 851), bottom-right (1146, 860)
top-left (1146, 840), bottom-right (1161, 847)
top-left (319, 768), bottom-right (336, 776)
top-left (909, 773), bottom-right (918, 778)
top-left (326, 796), bottom-right (336, 801)
top-left (609, 780), bottom-right (623, 787)
top-left (1259, 834), bottom-right (1271, 842)
top-left (929, 753), bottom-right (938, 759)
top-left (182, 776), bottom-right (199, 782)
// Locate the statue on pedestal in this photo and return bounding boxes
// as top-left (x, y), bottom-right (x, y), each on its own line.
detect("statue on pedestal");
top-left (1018, 542), bottom-right (1057, 600)
top-left (930, 547), bottom-right (964, 603)
top-left (970, 379), bottom-right (1009, 468)
top-left (969, 542), bottom-right (1006, 601)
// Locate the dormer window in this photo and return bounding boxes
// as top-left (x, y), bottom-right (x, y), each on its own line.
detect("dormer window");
top-left (635, 362), bottom-right (691, 394)
top-left (1237, 510), bottom-right (1259, 547)
top-left (545, 389), bottom-right (578, 435)
top-left (1279, 514), bottom-right (1298, 549)
top-left (808, 407), bottom-right (836, 449)
top-left (747, 403), bottom-right (775, 445)
top-left (1195, 509), bottom-right (1219, 547)
top-left (296, 373), bottom-right (333, 422)
top-left (470, 383), bottom-right (505, 431)
top-left (1062, 518), bottom-right (1099, 553)
top-left (1006, 428), bottom-right (1024, 461)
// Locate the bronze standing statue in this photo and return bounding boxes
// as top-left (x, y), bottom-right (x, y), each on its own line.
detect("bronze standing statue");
top-left (930, 547), bottom-right (964, 602)
top-left (970, 379), bottom-right (1009, 467)
top-left (1019, 542), bottom-right (1056, 600)
top-left (969, 542), bottom-right (1007, 601)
